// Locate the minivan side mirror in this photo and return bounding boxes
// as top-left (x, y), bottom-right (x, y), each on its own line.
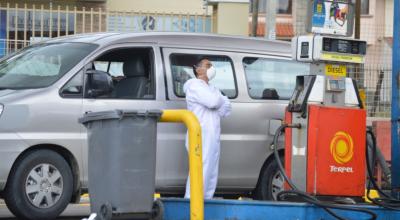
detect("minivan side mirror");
top-left (86, 69), bottom-right (114, 98)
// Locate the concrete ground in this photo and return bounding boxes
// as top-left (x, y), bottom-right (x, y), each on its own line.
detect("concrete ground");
top-left (0, 194), bottom-right (153, 220)
top-left (0, 196), bottom-right (91, 220)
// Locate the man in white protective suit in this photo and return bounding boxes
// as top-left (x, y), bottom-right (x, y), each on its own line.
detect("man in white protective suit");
top-left (183, 57), bottom-right (232, 199)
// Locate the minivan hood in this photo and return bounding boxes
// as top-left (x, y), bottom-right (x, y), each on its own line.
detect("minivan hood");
top-left (0, 89), bottom-right (41, 103)
top-left (0, 89), bottom-right (18, 97)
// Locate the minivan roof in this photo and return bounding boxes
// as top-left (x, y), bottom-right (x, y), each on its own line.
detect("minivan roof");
top-left (46, 32), bottom-right (292, 56)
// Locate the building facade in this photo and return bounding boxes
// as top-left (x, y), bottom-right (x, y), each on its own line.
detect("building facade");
top-left (0, 0), bottom-right (217, 56)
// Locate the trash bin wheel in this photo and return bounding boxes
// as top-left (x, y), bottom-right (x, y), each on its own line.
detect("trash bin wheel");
top-left (150, 199), bottom-right (164, 220)
top-left (98, 202), bottom-right (113, 220)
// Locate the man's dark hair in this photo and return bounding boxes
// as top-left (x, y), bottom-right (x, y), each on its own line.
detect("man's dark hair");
top-left (192, 56), bottom-right (210, 77)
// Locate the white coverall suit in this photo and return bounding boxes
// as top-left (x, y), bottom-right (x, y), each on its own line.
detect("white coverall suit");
top-left (183, 78), bottom-right (232, 199)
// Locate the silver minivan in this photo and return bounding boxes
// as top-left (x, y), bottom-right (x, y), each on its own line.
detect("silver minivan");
top-left (0, 32), bottom-right (309, 219)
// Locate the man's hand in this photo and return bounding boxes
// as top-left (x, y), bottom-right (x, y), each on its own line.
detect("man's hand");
top-left (218, 95), bottom-right (232, 117)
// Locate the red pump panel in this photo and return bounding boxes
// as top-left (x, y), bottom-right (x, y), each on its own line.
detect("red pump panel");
top-left (306, 105), bottom-right (366, 196)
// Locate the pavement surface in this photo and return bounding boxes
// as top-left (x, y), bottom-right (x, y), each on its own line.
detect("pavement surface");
top-left (0, 197), bottom-right (90, 220)
top-left (0, 203), bottom-right (91, 219)
top-left (0, 194), bottom-right (153, 220)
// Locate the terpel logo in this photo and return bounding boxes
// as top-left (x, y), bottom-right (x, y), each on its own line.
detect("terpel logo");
top-left (330, 131), bottom-right (354, 165)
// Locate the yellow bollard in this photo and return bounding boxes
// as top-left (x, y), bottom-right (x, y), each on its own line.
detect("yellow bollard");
top-left (160, 110), bottom-right (204, 220)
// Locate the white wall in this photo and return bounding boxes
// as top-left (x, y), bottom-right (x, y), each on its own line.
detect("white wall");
top-left (385, 0), bottom-right (394, 37)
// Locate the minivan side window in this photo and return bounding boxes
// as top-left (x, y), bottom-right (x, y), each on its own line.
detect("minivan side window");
top-left (94, 61), bottom-right (124, 79)
top-left (60, 71), bottom-right (83, 98)
top-left (243, 57), bottom-right (309, 100)
top-left (170, 54), bottom-right (237, 98)
top-left (85, 47), bottom-right (155, 99)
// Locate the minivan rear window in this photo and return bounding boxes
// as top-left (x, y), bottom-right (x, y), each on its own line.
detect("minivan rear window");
top-left (243, 57), bottom-right (309, 100)
top-left (0, 42), bottom-right (97, 89)
top-left (170, 54), bottom-right (237, 98)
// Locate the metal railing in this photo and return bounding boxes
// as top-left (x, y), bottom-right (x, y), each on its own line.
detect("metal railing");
top-left (0, 3), bottom-right (212, 54)
top-left (348, 65), bottom-right (392, 118)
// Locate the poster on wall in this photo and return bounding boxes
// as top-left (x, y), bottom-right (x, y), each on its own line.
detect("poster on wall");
top-left (307, 0), bottom-right (354, 36)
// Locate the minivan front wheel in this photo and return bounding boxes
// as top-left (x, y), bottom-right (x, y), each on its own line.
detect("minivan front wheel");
top-left (4, 149), bottom-right (73, 220)
top-left (254, 155), bottom-right (285, 201)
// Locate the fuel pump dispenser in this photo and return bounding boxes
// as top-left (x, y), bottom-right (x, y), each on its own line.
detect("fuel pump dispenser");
top-left (284, 35), bottom-right (368, 199)
top-left (271, 0), bottom-right (400, 216)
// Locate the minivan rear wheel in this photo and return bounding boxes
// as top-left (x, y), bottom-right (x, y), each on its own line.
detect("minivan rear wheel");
top-left (253, 155), bottom-right (285, 201)
top-left (4, 149), bottom-right (73, 220)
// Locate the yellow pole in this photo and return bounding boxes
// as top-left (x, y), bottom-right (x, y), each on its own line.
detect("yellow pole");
top-left (159, 110), bottom-right (204, 220)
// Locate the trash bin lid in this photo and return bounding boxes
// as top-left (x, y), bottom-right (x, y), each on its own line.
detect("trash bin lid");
top-left (79, 109), bottom-right (162, 124)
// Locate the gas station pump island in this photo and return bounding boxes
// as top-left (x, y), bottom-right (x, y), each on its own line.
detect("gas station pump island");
top-left (285, 35), bottom-right (367, 198)
top-left (281, 0), bottom-right (369, 200)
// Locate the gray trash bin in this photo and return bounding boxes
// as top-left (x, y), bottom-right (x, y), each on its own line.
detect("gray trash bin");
top-left (79, 110), bottom-right (163, 220)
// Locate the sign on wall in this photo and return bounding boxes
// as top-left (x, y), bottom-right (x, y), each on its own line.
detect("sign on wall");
top-left (0, 10), bottom-right (6, 57)
top-left (307, 0), bottom-right (355, 37)
top-left (8, 11), bottom-right (75, 32)
top-left (107, 15), bottom-right (211, 33)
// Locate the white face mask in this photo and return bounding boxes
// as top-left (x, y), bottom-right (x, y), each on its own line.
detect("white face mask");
top-left (206, 66), bottom-right (216, 81)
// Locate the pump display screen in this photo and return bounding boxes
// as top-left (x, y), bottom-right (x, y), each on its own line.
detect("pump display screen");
top-left (301, 42), bottom-right (310, 58)
top-left (322, 37), bottom-right (366, 55)
top-left (327, 79), bottom-right (345, 91)
top-left (337, 40), bottom-right (348, 53)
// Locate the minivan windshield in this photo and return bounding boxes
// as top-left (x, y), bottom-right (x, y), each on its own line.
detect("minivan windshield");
top-left (0, 42), bottom-right (97, 89)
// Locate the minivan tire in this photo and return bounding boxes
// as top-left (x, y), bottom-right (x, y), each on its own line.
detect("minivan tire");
top-left (4, 149), bottom-right (73, 220)
top-left (253, 155), bottom-right (285, 201)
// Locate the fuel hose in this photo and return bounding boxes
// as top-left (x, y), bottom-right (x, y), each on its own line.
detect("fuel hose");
top-left (366, 128), bottom-right (400, 210)
top-left (272, 124), bottom-right (377, 220)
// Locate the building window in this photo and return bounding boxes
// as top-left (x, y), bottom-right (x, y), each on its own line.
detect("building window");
top-left (361, 0), bottom-right (369, 15)
top-left (249, 0), bottom-right (292, 15)
top-left (277, 0), bottom-right (292, 14)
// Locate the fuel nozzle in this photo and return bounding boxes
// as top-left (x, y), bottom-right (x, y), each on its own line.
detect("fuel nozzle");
top-left (287, 123), bottom-right (302, 129)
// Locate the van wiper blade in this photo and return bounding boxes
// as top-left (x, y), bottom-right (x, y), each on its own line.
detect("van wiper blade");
top-left (0, 87), bottom-right (16, 90)
top-left (0, 87), bottom-right (38, 90)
